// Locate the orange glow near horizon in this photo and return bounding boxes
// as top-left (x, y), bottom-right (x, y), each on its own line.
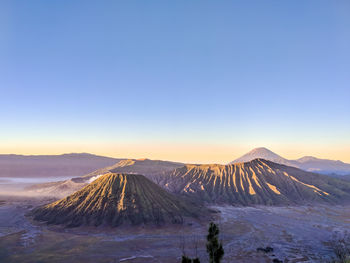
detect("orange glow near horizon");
top-left (1, 141), bottom-right (349, 164)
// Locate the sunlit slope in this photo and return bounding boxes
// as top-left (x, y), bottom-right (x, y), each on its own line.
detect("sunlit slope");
top-left (26, 159), bottom-right (184, 198)
top-left (32, 173), bottom-right (202, 227)
top-left (162, 159), bottom-right (350, 205)
top-left (83, 158), bottom-right (184, 183)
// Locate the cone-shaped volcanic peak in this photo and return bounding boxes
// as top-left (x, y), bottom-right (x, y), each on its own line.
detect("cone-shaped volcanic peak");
top-left (32, 173), bottom-right (202, 227)
top-left (230, 147), bottom-right (294, 166)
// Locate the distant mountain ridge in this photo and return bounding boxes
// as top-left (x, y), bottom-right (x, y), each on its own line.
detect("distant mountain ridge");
top-left (230, 147), bottom-right (350, 176)
top-left (28, 158), bottom-right (350, 206)
top-left (3, 149), bottom-right (349, 180)
top-left (0, 153), bottom-right (121, 178)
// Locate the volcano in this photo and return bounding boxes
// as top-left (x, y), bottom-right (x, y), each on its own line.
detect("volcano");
top-left (161, 159), bottom-right (350, 205)
top-left (32, 173), bottom-right (202, 227)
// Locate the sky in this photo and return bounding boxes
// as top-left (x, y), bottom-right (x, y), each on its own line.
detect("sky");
top-left (0, 0), bottom-right (349, 163)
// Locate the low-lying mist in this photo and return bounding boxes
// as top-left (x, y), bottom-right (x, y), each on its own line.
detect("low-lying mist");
top-left (0, 176), bottom-right (72, 198)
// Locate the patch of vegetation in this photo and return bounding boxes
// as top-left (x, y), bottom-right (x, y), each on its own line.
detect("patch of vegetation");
top-left (256, 246), bottom-right (284, 262)
top-left (181, 255), bottom-right (200, 263)
top-left (180, 222), bottom-right (224, 263)
top-left (329, 232), bottom-right (350, 263)
top-left (206, 222), bottom-right (224, 263)
top-left (257, 246), bottom-right (273, 253)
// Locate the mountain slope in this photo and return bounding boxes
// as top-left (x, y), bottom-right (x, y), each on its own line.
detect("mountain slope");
top-left (230, 148), bottom-right (350, 175)
top-left (27, 159), bottom-right (185, 198)
top-left (32, 173), bottom-right (202, 227)
top-left (0, 153), bottom-right (121, 178)
top-left (295, 156), bottom-right (350, 175)
top-left (28, 158), bottom-right (350, 206)
top-left (230, 147), bottom-right (296, 167)
top-left (161, 159), bottom-right (350, 205)
top-left (83, 158), bottom-right (184, 183)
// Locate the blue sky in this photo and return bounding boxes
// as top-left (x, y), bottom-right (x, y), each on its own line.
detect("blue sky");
top-left (1, 1), bottom-right (349, 163)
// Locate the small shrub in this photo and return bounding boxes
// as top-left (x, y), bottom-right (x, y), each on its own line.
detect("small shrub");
top-left (181, 255), bottom-right (200, 263)
top-left (330, 232), bottom-right (350, 263)
top-left (257, 246), bottom-right (274, 253)
top-left (182, 255), bottom-right (192, 263)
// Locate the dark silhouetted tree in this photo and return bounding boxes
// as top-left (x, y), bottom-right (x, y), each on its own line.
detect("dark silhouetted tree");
top-left (206, 222), bottom-right (224, 263)
top-left (181, 255), bottom-right (192, 263)
top-left (181, 255), bottom-right (200, 263)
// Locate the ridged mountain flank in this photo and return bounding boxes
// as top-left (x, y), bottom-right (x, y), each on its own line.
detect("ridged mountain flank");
top-left (32, 173), bottom-right (202, 227)
top-left (161, 159), bottom-right (350, 205)
top-left (83, 158), bottom-right (184, 183)
top-left (27, 159), bottom-right (185, 198)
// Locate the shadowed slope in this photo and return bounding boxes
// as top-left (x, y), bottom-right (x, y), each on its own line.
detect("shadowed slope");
top-left (32, 173), bottom-right (202, 227)
top-left (161, 159), bottom-right (350, 205)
